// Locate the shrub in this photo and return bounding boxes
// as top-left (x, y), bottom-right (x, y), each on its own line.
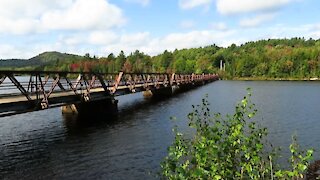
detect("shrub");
top-left (161, 89), bottom-right (313, 179)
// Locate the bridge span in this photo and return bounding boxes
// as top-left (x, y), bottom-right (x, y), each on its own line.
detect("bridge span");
top-left (0, 71), bottom-right (219, 117)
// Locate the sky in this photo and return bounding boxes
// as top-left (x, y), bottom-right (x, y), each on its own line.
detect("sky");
top-left (0, 0), bottom-right (320, 59)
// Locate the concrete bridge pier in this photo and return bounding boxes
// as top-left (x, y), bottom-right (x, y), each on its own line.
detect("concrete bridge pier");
top-left (143, 86), bottom-right (173, 98)
top-left (61, 97), bottom-right (118, 117)
top-left (176, 83), bottom-right (194, 93)
top-left (171, 85), bottom-right (180, 94)
top-left (193, 80), bottom-right (206, 87)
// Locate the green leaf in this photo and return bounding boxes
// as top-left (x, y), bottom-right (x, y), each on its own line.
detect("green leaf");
top-left (298, 164), bottom-right (307, 171)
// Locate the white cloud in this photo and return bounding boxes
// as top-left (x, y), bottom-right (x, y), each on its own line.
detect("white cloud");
top-left (97, 32), bottom-right (150, 55)
top-left (161, 30), bottom-right (234, 48)
top-left (41, 0), bottom-right (125, 31)
top-left (61, 33), bottom-right (86, 46)
top-left (88, 31), bottom-right (119, 45)
top-left (240, 13), bottom-right (277, 28)
top-left (1, 29), bottom-right (233, 59)
top-left (0, 0), bottom-right (71, 19)
top-left (303, 23), bottom-right (320, 32)
top-left (4, 21), bottom-right (320, 60)
top-left (307, 31), bottom-right (320, 39)
top-left (216, 0), bottom-right (293, 15)
top-left (60, 31), bottom-right (120, 46)
top-left (120, 32), bottom-right (151, 47)
top-left (180, 20), bottom-right (195, 29)
top-left (0, 17), bottom-right (40, 35)
top-left (210, 22), bottom-right (228, 31)
top-left (0, 44), bottom-right (24, 59)
top-left (102, 30), bottom-right (236, 56)
top-left (179, 0), bottom-right (212, 10)
top-left (125, 0), bottom-right (150, 6)
top-left (267, 24), bottom-right (320, 39)
top-left (0, 0), bottom-right (125, 34)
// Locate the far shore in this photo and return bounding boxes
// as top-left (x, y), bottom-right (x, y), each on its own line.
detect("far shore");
top-left (226, 77), bottom-right (320, 81)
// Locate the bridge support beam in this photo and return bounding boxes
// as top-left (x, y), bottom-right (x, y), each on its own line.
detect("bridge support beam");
top-left (61, 98), bottom-right (118, 117)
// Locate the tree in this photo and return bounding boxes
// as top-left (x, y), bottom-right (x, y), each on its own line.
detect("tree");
top-left (281, 60), bottom-right (294, 75)
top-left (107, 53), bottom-right (116, 61)
top-left (85, 53), bottom-right (91, 58)
top-left (195, 55), bottom-right (211, 74)
top-left (115, 50), bottom-right (126, 72)
top-left (185, 60), bottom-right (195, 74)
top-left (122, 60), bottom-right (132, 72)
top-left (160, 50), bottom-right (173, 70)
top-left (173, 59), bottom-right (185, 73)
top-left (307, 60), bottom-right (318, 75)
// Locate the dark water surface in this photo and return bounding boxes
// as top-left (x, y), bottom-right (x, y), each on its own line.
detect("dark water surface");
top-left (1, 81), bottom-right (320, 179)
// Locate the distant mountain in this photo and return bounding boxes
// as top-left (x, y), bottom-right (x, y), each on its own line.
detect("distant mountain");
top-left (0, 51), bottom-right (85, 68)
top-left (29, 51), bottom-right (84, 64)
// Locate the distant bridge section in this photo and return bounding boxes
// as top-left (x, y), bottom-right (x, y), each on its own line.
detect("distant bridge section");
top-left (0, 70), bottom-right (219, 117)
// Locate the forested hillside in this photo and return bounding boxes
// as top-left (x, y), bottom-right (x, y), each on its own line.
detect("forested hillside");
top-left (220, 38), bottom-right (320, 79)
top-left (0, 51), bottom-right (85, 71)
top-left (2, 38), bottom-right (320, 79)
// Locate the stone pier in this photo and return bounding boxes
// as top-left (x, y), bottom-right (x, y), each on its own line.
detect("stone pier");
top-left (61, 97), bottom-right (118, 116)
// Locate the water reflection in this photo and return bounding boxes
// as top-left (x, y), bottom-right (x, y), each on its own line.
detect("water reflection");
top-left (61, 93), bottom-right (172, 134)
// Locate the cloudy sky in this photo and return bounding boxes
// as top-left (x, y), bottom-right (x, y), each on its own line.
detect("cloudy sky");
top-left (0, 0), bottom-right (320, 59)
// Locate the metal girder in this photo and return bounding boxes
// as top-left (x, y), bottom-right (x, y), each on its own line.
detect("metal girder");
top-left (0, 75), bottom-right (6, 85)
top-left (7, 75), bottom-right (32, 101)
top-left (47, 75), bottom-right (61, 97)
top-left (35, 74), bottom-right (49, 109)
top-left (112, 72), bottom-right (123, 94)
top-left (170, 73), bottom-right (175, 85)
top-left (96, 74), bottom-right (111, 95)
top-left (65, 77), bottom-right (79, 95)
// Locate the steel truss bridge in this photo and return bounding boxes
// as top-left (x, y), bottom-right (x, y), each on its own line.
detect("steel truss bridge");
top-left (0, 71), bottom-right (219, 117)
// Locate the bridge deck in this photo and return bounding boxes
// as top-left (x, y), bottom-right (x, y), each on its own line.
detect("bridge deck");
top-left (0, 82), bottom-right (164, 103)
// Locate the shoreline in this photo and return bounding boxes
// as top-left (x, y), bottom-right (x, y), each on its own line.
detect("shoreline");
top-left (226, 77), bottom-right (320, 81)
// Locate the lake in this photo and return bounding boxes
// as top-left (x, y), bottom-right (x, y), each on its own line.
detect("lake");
top-left (1, 80), bottom-right (320, 179)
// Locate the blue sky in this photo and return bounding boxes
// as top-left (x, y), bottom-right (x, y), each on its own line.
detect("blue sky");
top-left (0, 0), bottom-right (320, 59)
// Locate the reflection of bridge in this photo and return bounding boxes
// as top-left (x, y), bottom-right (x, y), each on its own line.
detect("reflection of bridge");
top-left (0, 71), bottom-right (219, 117)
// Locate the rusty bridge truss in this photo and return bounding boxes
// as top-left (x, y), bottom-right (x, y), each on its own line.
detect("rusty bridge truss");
top-left (0, 70), bottom-right (218, 117)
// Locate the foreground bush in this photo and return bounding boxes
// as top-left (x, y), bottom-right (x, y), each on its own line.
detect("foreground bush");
top-left (161, 90), bottom-right (313, 179)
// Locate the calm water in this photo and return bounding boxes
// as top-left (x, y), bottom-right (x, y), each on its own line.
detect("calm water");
top-left (1, 81), bottom-right (320, 179)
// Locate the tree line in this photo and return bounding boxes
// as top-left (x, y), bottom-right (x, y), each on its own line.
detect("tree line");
top-left (36, 37), bottom-right (320, 79)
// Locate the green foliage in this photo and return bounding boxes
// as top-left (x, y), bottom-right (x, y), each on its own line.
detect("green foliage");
top-left (161, 90), bottom-right (313, 179)
top-left (274, 136), bottom-right (314, 179)
top-left (2, 38), bottom-right (320, 78)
